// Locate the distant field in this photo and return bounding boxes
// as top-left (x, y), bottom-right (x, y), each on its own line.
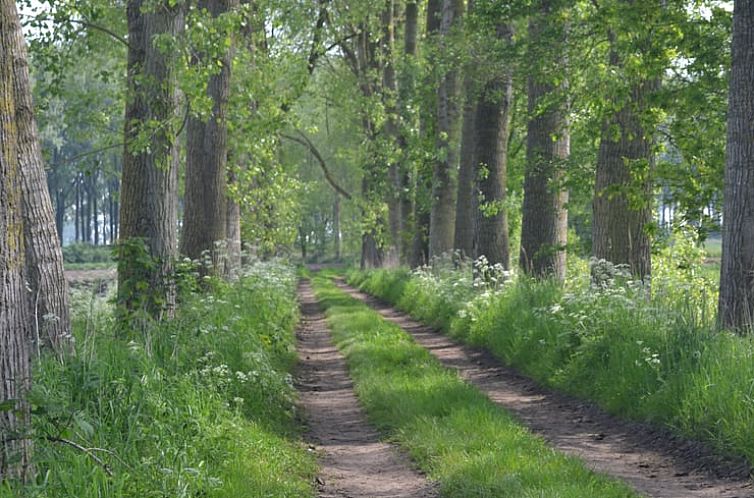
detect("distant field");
top-left (64, 261), bottom-right (116, 271)
top-left (703, 237), bottom-right (722, 259)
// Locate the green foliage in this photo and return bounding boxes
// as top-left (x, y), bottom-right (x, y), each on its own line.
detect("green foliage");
top-left (4, 262), bottom-right (315, 498)
top-left (312, 276), bottom-right (637, 497)
top-left (62, 243), bottom-right (114, 264)
top-left (349, 248), bottom-right (754, 465)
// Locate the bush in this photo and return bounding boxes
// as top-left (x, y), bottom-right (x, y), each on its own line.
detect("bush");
top-left (4, 261), bottom-right (315, 498)
top-left (62, 243), bottom-right (114, 264)
top-left (349, 250), bottom-right (754, 466)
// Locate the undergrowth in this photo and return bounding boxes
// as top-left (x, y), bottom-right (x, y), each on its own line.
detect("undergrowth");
top-left (347, 238), bottom-right (754, 467)
top-left (3, 262), bottom-right (315, 498)
top-left (312, 275), bottom-right (637, 497)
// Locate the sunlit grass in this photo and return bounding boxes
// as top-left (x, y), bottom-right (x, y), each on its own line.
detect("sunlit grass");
top-left (313, 276), bottom-right (638, 498)
top-left (4, 262), bottom-right (315, 498)
top-left (348, 255), bottom-right (754, 467)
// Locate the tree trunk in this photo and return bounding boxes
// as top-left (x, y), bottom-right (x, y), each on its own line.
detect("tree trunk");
top-left (354, 24), bottom-right (386, 270)
top-left (593, 83), bottom-right (654, 279)
top-left (429, 0), bottom-right (464, 260)
top-left (180, 0), bottom-right (238, 275)
top-left (475, 24), bottom-right (513, 269)
top-left (113, 173), bottom-right (119, 242)
top-left (333, 195), bottom-right (342, 260)
top-left (592, 18), bottom-right (655, 280)
top-left (411, 0), bottom-right (441, 267)
top-left (91, 171), bottom-right (99, 245)
top-left (75, 175), bottom-right (81, 242)
top-left (51, 149), bottom-right (66, 243)
top-left (9, 0), bottom-right (72, 353)
top-left (382, 0), bottom-right (401, 263)
top-left (299, 227), bottom-right (307, 261)
top-left (0, 0), bottom-right (33, 479)
top-left (453, 0), bottom-right (476, 259)
top-left (108, 177), bottom-right (115, 244)
top-left (85, 178), bottom-right (92, 243)
top-left (118, 0), bottom-right (182, 320)
top-left (519, 1), bottom-right (569, 281)
top-left (225, 168), bottom-right (242, 275)
top-left (719, 1), bottom-right (754, 331)
top-left (398, 1), bottom-right (418, 264)
top-left (55, 189), bottom-right (65, 243)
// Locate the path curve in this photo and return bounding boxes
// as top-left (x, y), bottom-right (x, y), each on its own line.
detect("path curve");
top-left (295, 279), bottom-right (438, 498)
top-left (337, 280), bottom-right (754, 498)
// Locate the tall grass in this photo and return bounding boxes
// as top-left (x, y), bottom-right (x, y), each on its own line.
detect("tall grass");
top-left (4, 262), bottom-right (315, 498)
top-left (347, 240), bottom-right (754, 466)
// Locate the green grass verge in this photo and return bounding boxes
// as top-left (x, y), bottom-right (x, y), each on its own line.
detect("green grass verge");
top-left (347, 261), bottom-right (754, 468)
top-left (312, 275), bottom-right (638, 497)
top-left (64, 261), bottom-right (117, 271)
top-left (4, 262), bottom-right (315, 498)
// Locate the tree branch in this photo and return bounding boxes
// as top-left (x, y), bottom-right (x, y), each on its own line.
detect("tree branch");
top-left (47, 437), bottom-right (114, 476)
top-left (307, 0), bottom-right (330, 74)
top-left (281, 131), bottom-right (353, 200)
top-left (68, 19), bottom-right (130, 49)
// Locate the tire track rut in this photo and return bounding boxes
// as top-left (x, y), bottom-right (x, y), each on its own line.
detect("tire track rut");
top-left (337, 279), bottom-right (754, 498)
top-left (295, 279), bottom-right (438, 498)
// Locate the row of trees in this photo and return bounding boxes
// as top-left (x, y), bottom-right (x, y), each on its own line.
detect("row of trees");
top-left (3, 0), bottom-right (754, 482)
top-left (304, 0), bottom-right (752, 329)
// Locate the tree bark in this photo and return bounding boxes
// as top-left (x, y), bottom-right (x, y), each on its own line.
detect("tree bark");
top-left (453, 0), bottom-right (476, 259)
top-left (225, 168), bottom-right (242, 275)
top-left (398, 0), bottom-right (418, 264)
top-left (180, 0), bottom-right (238, 275)
top-left (8, 0), bottom-right (72, 353)
top-left (85, 179), bottom-right (91, 243)
top-left (411, 0), bottom-right (442, 267)
top-left (333, 195), bottom-right (341, 260)
top-left (719, 1), bottom-right (754, 331)
top-left (353, 25), bottom-right (386, 269)
top-left (429, 0), bottom-right (464, 260)
top-left (475, 24), bottom-right (513, 269)
top-left (75, 175), bottom-right (81, 242)
top-left (592, 82), bottom-right (654, 280)
top-left (118, 0), bottom-right (182, 319)
top-left (454, 98), bottom-right (477, 258)
top-left (91, 170), bottom-right (99, 245)
top-left (0, 0), bottom-right (33, 479)
top-left (519, 1), bottom-right (569, 281)
top-left (382, 0), bottom-right (401, 263)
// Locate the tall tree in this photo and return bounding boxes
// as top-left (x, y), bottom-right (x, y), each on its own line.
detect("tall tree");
top-left (0, 0), bottom-right (33, 480)
top-left (411, 0), bottom-right (441, 266)
top-left (519, 0), bottom-right (569, 281)
top-left (180, 0), bottom-right (239, 274)
top-left (351, 23), bottom-right (386, 269)
top-left (226, 167), bottom-right (242, 273)
top-left (382, 0), bottom-right (402, 263)
top-left (429, 0), bottom-right (464, 259)
top-left (118, 0), bottom-right (183, 319)
top-left (453, 0), bottom-right (476, 258)
top-left (475, 23), bottom-right (513, 268)
top-left (592, 81), bottom-right (654, 279)
top-left (398, 0), bottom-right (419, 264)
top-left (719, 1), bottom-right (754, 330)
top-left (10, 0), bottom-right (72, 354)
top-left (592, 2), bottom-right (662, 281)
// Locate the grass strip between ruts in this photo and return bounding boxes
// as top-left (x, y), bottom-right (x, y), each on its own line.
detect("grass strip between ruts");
top-left (311, 275), bottom-right (639, 498)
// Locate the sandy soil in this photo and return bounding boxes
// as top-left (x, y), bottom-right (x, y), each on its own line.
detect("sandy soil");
top-left (337, 280), bottom-right (754, 498)
top-left (295, 280), bottom-right (438, 498)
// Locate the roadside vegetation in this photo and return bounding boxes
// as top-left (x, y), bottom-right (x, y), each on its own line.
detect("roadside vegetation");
top-left (2, 262), bottom-right (315, 498)
top-left (346, 236), bottom-right (754, 467)
top-left (312, 274), bottom-right (638, 497)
